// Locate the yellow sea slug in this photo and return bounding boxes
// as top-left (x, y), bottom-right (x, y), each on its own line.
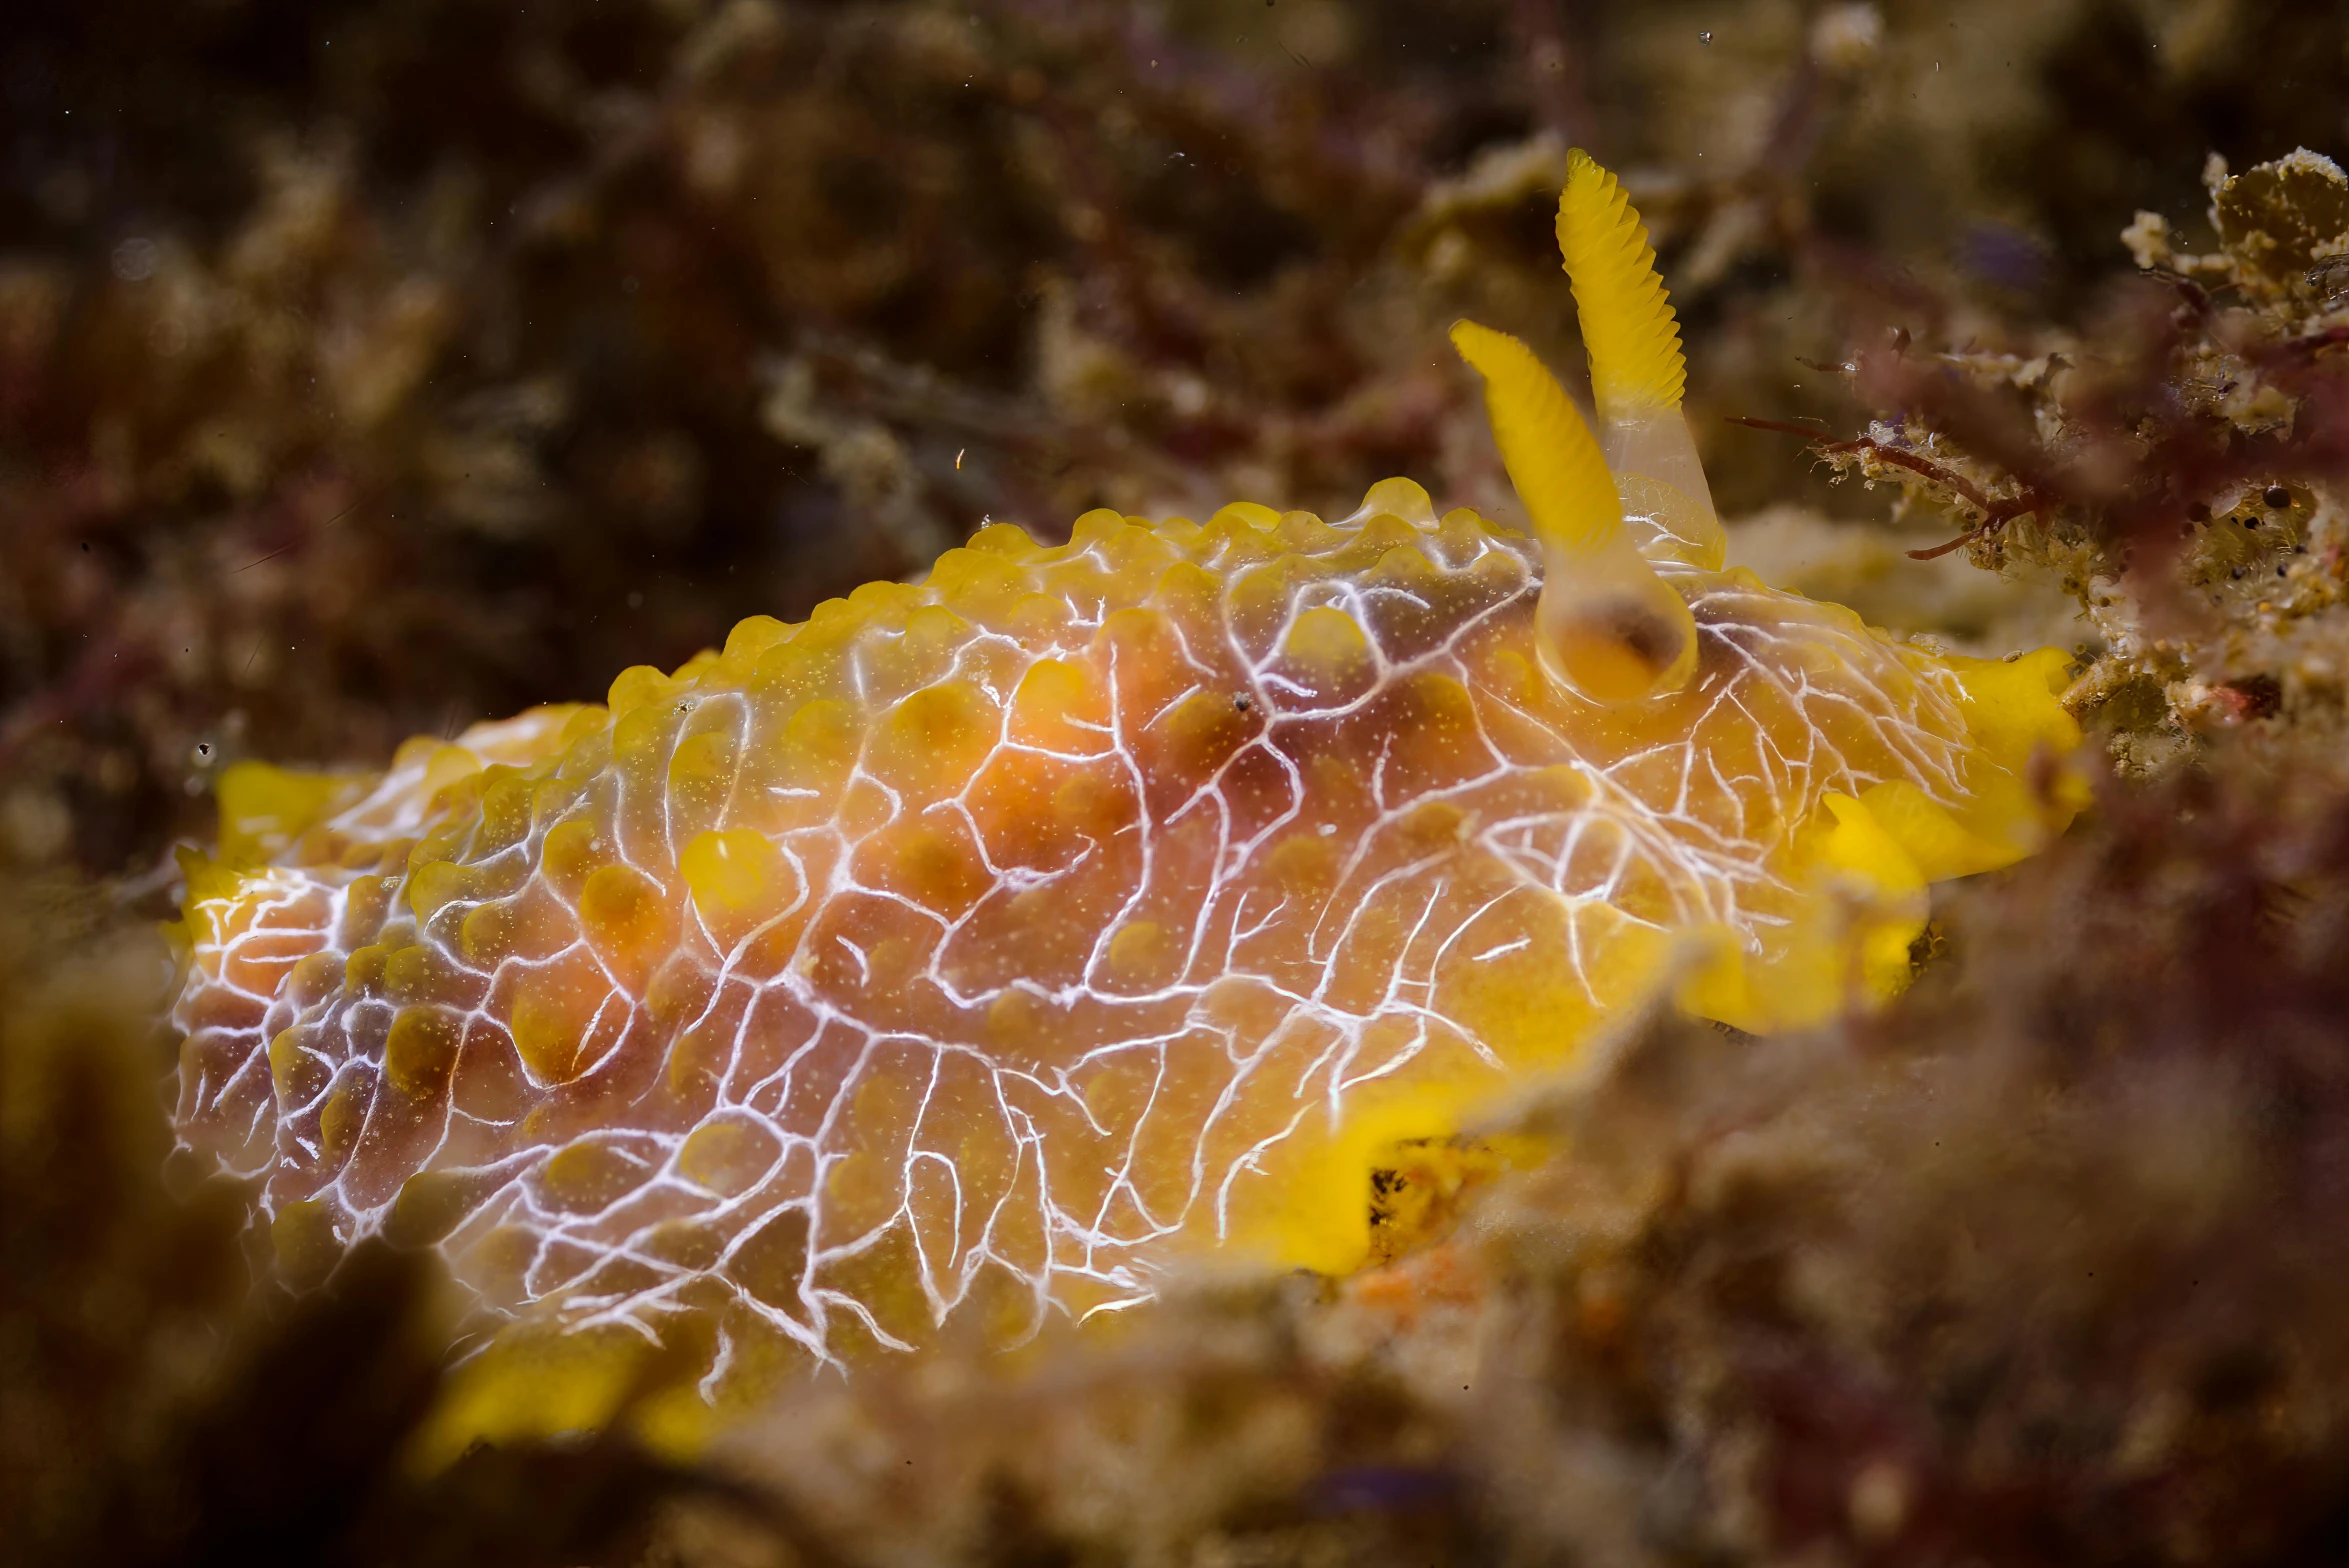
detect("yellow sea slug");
top-left (169, 153), bottom-right (2080, 1401)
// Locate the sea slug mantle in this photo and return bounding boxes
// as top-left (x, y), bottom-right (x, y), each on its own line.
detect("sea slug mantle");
top-left (167, 153), bottom-right (2081, 1423)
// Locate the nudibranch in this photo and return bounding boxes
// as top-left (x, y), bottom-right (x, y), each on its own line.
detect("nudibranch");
top-left (170, 152), bottom-right (2079, 1408)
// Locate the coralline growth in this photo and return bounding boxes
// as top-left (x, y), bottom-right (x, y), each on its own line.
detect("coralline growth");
top-left (168, 154), bottom-right (2079, 1424)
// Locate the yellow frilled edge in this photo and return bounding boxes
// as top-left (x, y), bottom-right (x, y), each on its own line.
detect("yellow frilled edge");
top-left (1679, 645), bottom-right (2086, 1033)
top-left (405, 1319), bottom-right (741, 1473)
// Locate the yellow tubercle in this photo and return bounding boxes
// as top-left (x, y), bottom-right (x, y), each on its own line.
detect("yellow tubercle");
top-left (384, 1006), bottom-right (463, 1099)
top-left (1280, 605), bottom-right (1376, 682)
top-left (216, 761), bottom-right (365, 866)
top-left (681, 828), bottom-right (788, 926)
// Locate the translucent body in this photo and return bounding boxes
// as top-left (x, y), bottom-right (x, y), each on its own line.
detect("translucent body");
top-left (172, 480), bottom-right (2077, 1379)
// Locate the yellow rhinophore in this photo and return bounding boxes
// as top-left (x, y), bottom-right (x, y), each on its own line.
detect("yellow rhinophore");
top-left (1448, 147), bottom-right (1742, 706)
top-left (1450, 319), bottom-right (1699, 704)
top-left (1557, 146), bottom-right (1725, 568)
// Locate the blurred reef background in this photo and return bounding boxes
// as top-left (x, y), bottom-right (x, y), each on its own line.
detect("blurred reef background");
top-left (12, 0), bottom-right (2349, 1563)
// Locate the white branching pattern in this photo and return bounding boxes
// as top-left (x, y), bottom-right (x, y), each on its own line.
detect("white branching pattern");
top-left (171, 493), bottom-right (1992, 1373)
